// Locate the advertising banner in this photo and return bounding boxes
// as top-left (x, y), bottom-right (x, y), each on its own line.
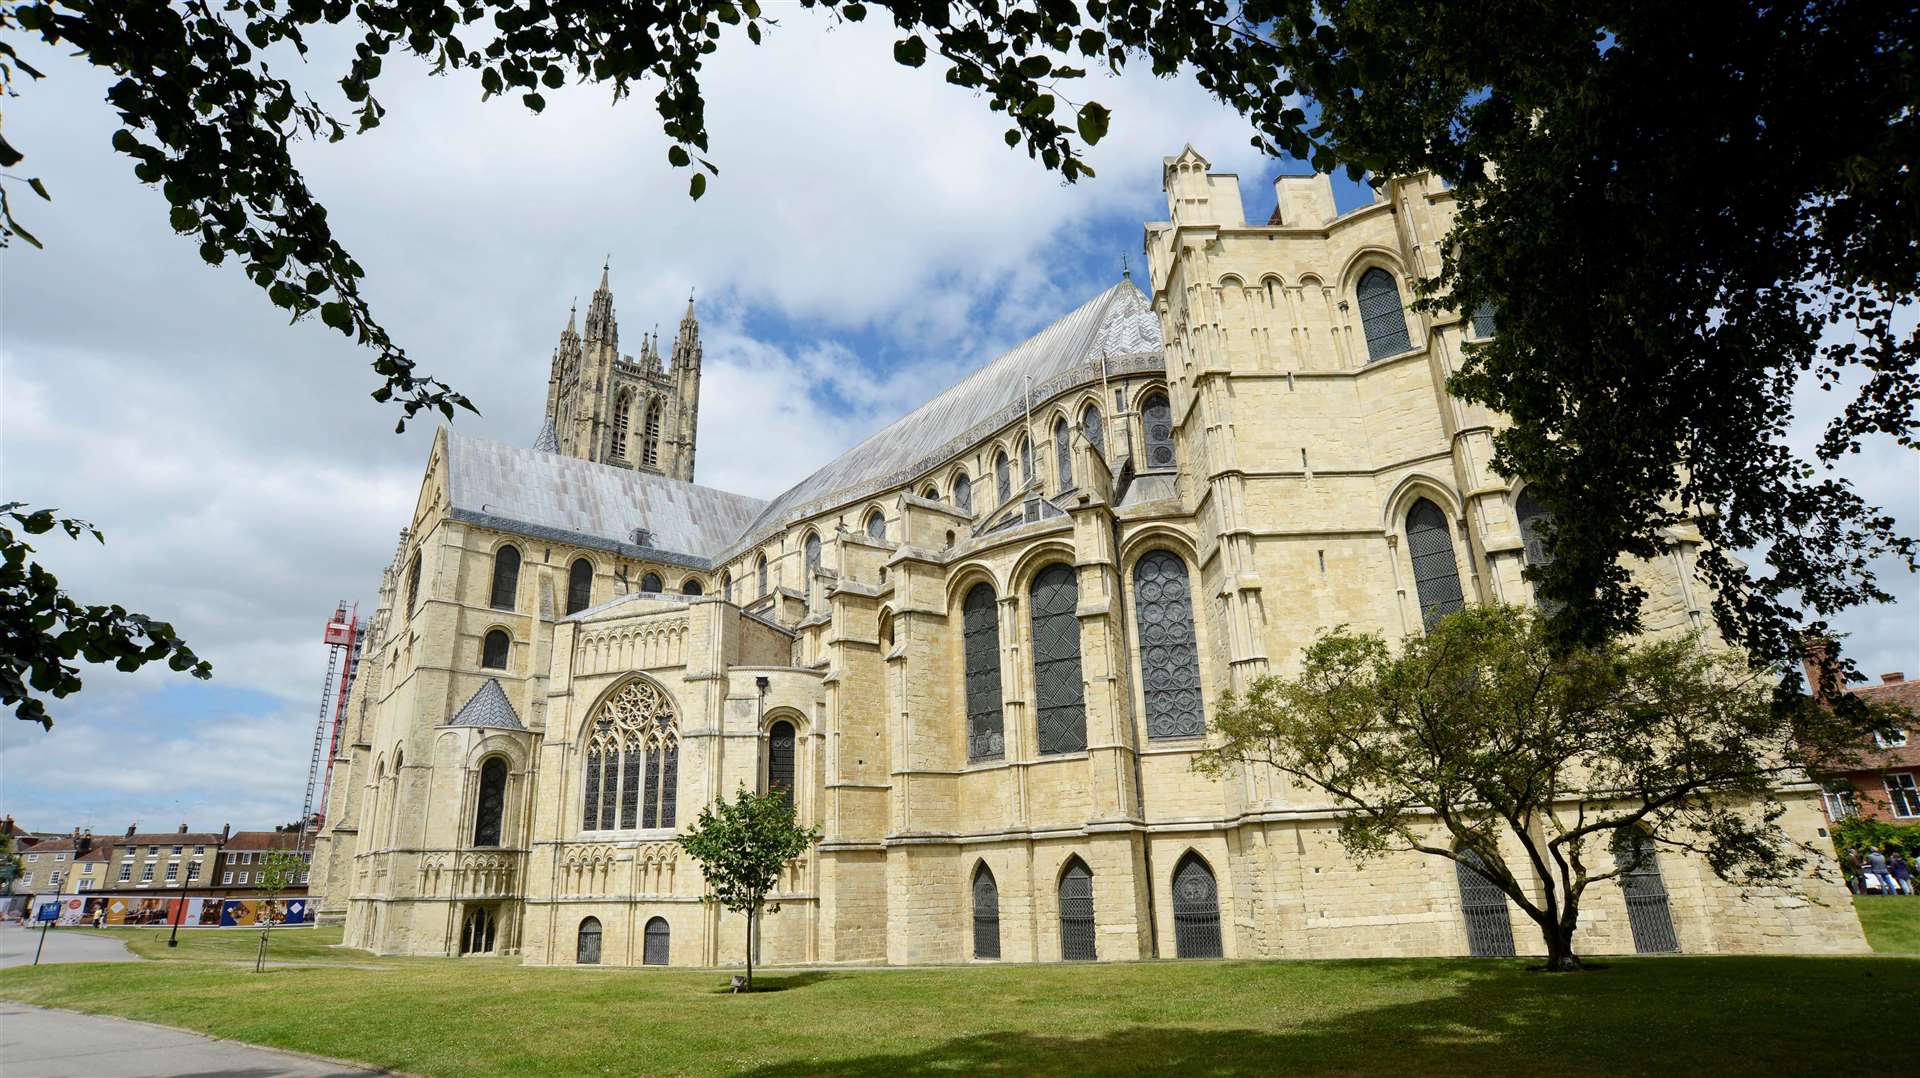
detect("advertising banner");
top-left (33, 898), bottom-right (59, 923)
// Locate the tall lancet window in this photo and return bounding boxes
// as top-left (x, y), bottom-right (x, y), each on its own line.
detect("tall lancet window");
top-left (1054, 417), bottom-right (1072, 492)
top-left (953, 473), bottom-right (973, 514)
top-left (472, 757), bottom-right (508, 847)
top-left (1030, 563), bottom-right (1087, 755)
top-left (642, 399), bottom-right (662, 468)
top-left (1406, 498), bottom-right (1466, 630)
top-left (581, 679), bottom-right (681, 833)
top-left (489, 545), bottom-right (521, 611)
top-left (963, 583), bottom-right (1004, 761)
top-left (995, 451), bottom-right (1011, 506)
top-left (1358, 267), bottom-right (1414, 362)
top-left (1081, 403), bottom-right (1104, 457)
top-left (611, 390), bottom-right (632, 460)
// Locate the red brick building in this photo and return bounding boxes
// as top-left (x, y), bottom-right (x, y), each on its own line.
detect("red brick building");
top-left (1815, 671), bottom-right (1920, 823)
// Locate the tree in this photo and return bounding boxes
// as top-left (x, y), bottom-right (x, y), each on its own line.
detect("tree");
top-left (675, 785), bottom-right (817, 991)
top-left (1, 504), bottom-right (211, 728)
top-left (251, 848), bottom-right (306, 972)
top-left (1194, 605), bottom-right (1887, 971)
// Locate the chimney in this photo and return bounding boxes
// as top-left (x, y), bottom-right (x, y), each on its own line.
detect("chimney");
top-left (77, 834), bottom-right (92, 856)
top-left (178, 822), bottom-right (189, 834)
top-left (222, 823), bottom-right (231, 841)
top-left (1800, 635), bottom-right (1839, 705)
top-left (1884, 673), bottom-right (1906, 684)
top-left (126, 823), bottom-right (137, 838)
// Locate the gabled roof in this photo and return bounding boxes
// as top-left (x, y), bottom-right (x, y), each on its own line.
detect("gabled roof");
top-left (223, 831), bottom-right (304, 852)
top-left (444, 678), bottom-right (527, 731)
top-left (724, 281), bottom-right (1161, 554)
top-left (444, 431), bottom-right (767, 566)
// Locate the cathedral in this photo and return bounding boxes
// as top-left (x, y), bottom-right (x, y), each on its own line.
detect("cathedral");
top-left (308, 148), bottom-right (1864, 966)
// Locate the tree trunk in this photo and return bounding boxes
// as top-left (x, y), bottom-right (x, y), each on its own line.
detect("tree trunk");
top-left (744, 907), bottom-right (755, 992)
top-left (1537, 906), bottom-right (1584, 972)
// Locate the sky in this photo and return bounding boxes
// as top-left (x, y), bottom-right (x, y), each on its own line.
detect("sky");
top-left (1, 15), bottom-right (1914, 835)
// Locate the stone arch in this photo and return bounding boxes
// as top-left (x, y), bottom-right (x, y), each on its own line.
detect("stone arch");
top-left (1379, 472), bottom-right (1465, 535)
top-left (1056, 854), bottom-right (1096, 961)
top-left (1337, 245), bottom-right (1411, 300)
top-left (942, 562), bottom-right (1006, 612)
top-left (1006, 540), bottom-right (1079, 599)
top-left (1170, 850), bottom-right (1223, 958)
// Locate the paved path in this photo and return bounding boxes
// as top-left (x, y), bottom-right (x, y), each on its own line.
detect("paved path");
top-left (0, 1002), bottom-right (390, 1077)
top-left (0, 925), bottom-right (140, 969)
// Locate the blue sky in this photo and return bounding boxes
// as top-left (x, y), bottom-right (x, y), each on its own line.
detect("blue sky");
top-left (1, 16), bottom-right (1912, 834)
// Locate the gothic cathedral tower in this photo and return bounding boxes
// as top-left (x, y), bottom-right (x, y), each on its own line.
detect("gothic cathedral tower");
top-left (538, 264), bottom-right (701, 483)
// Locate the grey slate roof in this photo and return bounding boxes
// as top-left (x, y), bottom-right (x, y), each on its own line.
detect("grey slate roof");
top-left (445, 430), bottom-right (767, 565)
top-left (725, 282), bottom-right (1162, 555)
top-left (444, 678), bottom-right (526, 730)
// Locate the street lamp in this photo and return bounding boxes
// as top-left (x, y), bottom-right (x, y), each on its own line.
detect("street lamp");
top-left (166, 887), bottom-right (184, 947)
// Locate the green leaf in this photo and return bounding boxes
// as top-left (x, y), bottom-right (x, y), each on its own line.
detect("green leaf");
top-left (841, 2), bottom-right (866, 20)
top-left (1018, 55), bottom-right (1051, 79)
top-left (669, 145), bottom-right (691, 168)
top-left (893, 36), bottom-right (927, 68)
top-left (690, 172), bottom-right (707, 200)
top-left (523, 92), bottom-right (545, 112)
top-left (320, 302), bottom-right (352, 331)
top-left (27, 177), bottom-right (50, 202)
top-left (1076, 101), bottom-right (1111, 145)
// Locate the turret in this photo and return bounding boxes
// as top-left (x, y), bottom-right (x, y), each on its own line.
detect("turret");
top-left (669, 292), bottom-right (702, 483)
top-left (584, 259), bottom-right (618, 348)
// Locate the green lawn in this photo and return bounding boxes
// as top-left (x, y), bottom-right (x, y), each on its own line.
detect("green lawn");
top-left (1854, 894), bottom-right (1920, 953)
top-left (2, 925), bottom-right (1916, 1077)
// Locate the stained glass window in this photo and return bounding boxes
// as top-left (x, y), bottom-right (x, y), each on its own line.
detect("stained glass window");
top-left (1406, 499), bottom-right (1466, 630)
top-left (489, 545), bottom-right (521, 610)
top-left (1054, 417), bottom-right (1072, 491)
top-left (1134, 551), bottom-right (1204, 739)
top-left (472, 757), bottom-right (507, 847)
top-left (1030, 564), bottom-right (1087, 755)
top-left (1142, 392), bottom-right (1175, 469)
top-left (1358, 267), bottom-right (1414, 361)
top-left (963, 583), bottom-right (1004, 761)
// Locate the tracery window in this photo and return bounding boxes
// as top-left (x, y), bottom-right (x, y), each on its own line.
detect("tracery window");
top-left (1081, 403), bottom-right (1103, 457)
top-left (1054, 417), bottom-right (1072, 491)
top-left (566, 558), bottom-right (593, 616)
top-left (581, 679), bottom-right (681, 832)
top-left (1058, 857), bottom-right (1096, 960)
top-left (611, 390), bottom-right (632, 460)
top-left (972, 863), bottom-right (1001, 959)
top-left (1030, 564), bottom-right (1087, 755)
top-left (641, 571), bottom-right (663, 594)
top-left (1142, 392), bottom-right (1175, 469)
top-left (472, 757), bottom-right (507, 847)
top-left (865, 511), bottom-right (886, 542)
top-left (489, 545), bottom-right (521, 610)
top-left (1171, 853), bottom-right (1223, 958)
top-left (953, 473), bottom-right (973, 514)
top-left (962, 583), bottom-right (1004, 761)
top-left (481, 629), bottom-right (510, 670)
top-left (766, 720), bottom-right (796, 808)
top-left (1357, 267), bottom-right (1414, 362)
top-left (995, 451), bottom-right (1011, 505)
top-left (642, 399), bottom-right (662, 468)
top-left (1406, 498), bottom-right (1466, 631)
top-left (681, 578), bottom-right (703, 596)
top-left (1134, 551), bottom-right (1204, 740)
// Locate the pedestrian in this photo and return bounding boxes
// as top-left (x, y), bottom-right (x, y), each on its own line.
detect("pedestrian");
top-left (1843, 848), bottom-right (1865, 894)
top-left (1891, 851), bottom-right (1914, 896)
top-left (1866, 847), bottom-right (1897, 896)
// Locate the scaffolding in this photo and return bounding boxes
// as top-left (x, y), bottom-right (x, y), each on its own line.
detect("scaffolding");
top-left (298, 603), bottom-right (360, 851)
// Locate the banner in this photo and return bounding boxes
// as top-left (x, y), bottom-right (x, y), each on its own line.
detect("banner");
top-left (33, 898), bottom-right (59, 923)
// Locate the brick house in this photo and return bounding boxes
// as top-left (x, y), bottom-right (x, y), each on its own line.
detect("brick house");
top-left (105, 823), bottom-right (229, 891)
top-left (211, 831), bottom-right (312, 898)
top-left (1814, 671), bottom-right (1920, 823)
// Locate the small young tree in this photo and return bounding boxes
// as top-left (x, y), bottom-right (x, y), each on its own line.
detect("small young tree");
top-left (676, 786), bottom-right (818, 991)
top-left (1195, 604), bottom-right (1878, 971)
top-left (252, 849), bottom-right (306, 973)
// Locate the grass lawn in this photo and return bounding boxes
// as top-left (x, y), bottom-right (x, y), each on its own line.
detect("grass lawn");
top-left (2, 925), bottom-right (1916, 1076)
top-left (1854, 894), bottom-right (1920, 953)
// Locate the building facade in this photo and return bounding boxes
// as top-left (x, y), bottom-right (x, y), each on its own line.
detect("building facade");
top-left (310, 149), bottom-right (1864, 966)
top-left (1815, 671), bottom-right (1920, 823)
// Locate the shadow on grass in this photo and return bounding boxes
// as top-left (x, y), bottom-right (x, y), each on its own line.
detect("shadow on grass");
top-left (708, 971), bottom-right (841, 994)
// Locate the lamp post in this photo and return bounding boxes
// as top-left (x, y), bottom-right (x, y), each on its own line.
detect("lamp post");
top-left (166, 888), bottom-right (184, 947)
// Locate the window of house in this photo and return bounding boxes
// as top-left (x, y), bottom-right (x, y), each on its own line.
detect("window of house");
top-left (489, 545), bottom-right (521, 610)
top-left (1885, 773), bottom-right (1920, 819)
top-left (81, 863), bottom-right (94, 874)
top-left (1357, 267), bottom-right (1414, 361)
top-left (567, 558), bottom-right (593, 615)
top-left (24, 854), bottom-right (36, 862)
top-left (118, 864), bottom-right (131, 882)
top-left (1822, 782), bottom-right (1858, 821)
top-left (147, 846), bottom-right (158, 856)
top-left (76, 878), bottom-right (91, 892)
top-left (1875, 729), bottom-right (1910, 749)
top-left (49, 871), bottom-right (62, 888)
top-left (481, 629), bottom-right (511, 670)
top-left (18, 874), bottom-right (30, 887)
top-left (140, 864), bottom-right (154, 883)
top-left (223, 872), bottom-right (234, 885)
top-left (165, 863), bottom-right (178, 882)
top-left (53, 853), bottom-right (66, 862)
top-left (238, 872), bottom-right (250, 885)
top-left (300, 871), bottom-right (310, 884)
top-left (171, 845), bottom-right (182, 855)
top-left (194, 846), bottom-right (204, 855)
top-left (187, 862), bottom-right (200, 880)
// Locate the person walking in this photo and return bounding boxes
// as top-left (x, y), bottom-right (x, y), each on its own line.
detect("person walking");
top-left (1866, 847), bottom-right (1897, 896)
top-left (1843, 848), bottom-right (1865, 894)
top-left (1890, 851), bottom-right (1914, 896)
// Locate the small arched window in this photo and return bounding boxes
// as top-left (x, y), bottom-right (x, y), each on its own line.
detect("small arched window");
top-left (472, 757), bottom-right (508, 847)
top-left (721, 571), bottom-right (733, 603)
top-left (1030, 564), bottom-right (1087, 755)
top-left (481, 629), bottom-right (510, 670)
top-left (1134, 551), bottom-right (1204, 740)
top-left (953, 473), bottom-right (973, 514)
top-left (681, 577), bottom-right (703, 596)
top-left (757, 554), bottom-right (769, 597)
top-left (1142, 392), bottom-right (1175, 469)
top-left (1470, 302), bottom-right (1497, 340)
top-left (962, 583), bottom-right (1004, 761)
top-left (1019, 437), bottom-right (1032, 485)
top-left (577, 917), bottom-right (602, 964)
top-left (406, 554), bottom-right (421, 615)
top-left (1357, 267), bottom-right (1414, 362)
top-left (865, 511), bottom-right (886, 542)
top-left (804, 532), bottom-right (821, 575)
top-left (972, 863), bottom-right (1001, 959)
top-left (643, 916), bottom-right (670, 966)
top-left (1059, 857), bottom-right (1096, 960)
top-left (611, 390), bottom-right (632, 460)
top-left (641, 571), bottom-right (663, 594)
top-left (1516, 489), bottom-right (1554, 571)
top-left (994, 451), bottom-right (1011, 506)
top-left (1081, 404), bottom-right (1104, 457)
top-left (923, 486), bottom-right (939, 501)
top-left (566, 558), bottom-right (593, 616)
top-left (1171, 853), bottom-right (1223, 958)
top-left (642, 399), bottom-right (662, 468)
top-left (1406, 498), bottom-right (1466, 631)
top-left (489, 545), bottom-right (521, 610)
top-left (1053, 417), bottom-right (1072, 491)
top-left (766, 720), bottom-right (796, 808)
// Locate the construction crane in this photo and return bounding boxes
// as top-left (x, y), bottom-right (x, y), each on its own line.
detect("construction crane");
top-left (298, 603), bottom-right (360, 851)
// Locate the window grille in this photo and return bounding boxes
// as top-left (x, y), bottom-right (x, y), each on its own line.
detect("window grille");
top-left (1357, 267), bottom-right (1414, 361)
top-left (767, 721), bottom-right (796, 808)
top-left (1171, 854), bottom-right (1223, 958)
top-left (1134, 552), bottom-right (1204, 740)
top-left (567, 559), bottom-right (593, 615)
top-left (1613, 832), bottom-right (1680, 953)
top-left (1142, 392), bottom-right (1175, 469)
top-left (481, 629), bottom-right (510, 670)
top-left (1470, 302), bottom-right (1496, 339)
top-left (473, 758), bottom-right (508, 846)
top-left (643, 917), bottom-right (671, 965)
top-left (1454, 849), bottom-right (1516, 957)
top-left (577, 917), bottom-right (602, 964)
top-left (642, 399), bottom-right (662, 468)
top-left (582, 748), bottom-right (603, 830)
top-left (1405, 499), bottom-right (1466, 630)
top-left (972, 865), bottom-right (1001, 959)
top-left (1059, 858), bottom-right (1096, 960)
top-left (953, 473), bottom-right (973, 514)
top-left (963, 584), bottom-right (1005, 761)
top-left (1886, 773), bottom-right (1920, 818)
top-left (489, 546), bottom-right (521, 610)
top-left (1030, 564), bottom-right (1087, 755)
top-left (1054, 418), bottom-right (1072, 490)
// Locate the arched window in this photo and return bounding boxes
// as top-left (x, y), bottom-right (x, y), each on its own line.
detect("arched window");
top-left (1053, 417), bottom-right (1072, 491)
top-left (1405, 498), bottom-right (1466, 631)
top-left (1614, 832), bottom-right (1679, 953)
top-left (1018, 437), bottom-right (1032, 485)
top-left (642, 399), bottom-right (662, 468)
top-left (406, 554), bottom-right (421, 615)
top-left (1455, 848), bottom-right (1517, 957)
top-left (1135, 552), bottom-right (1204, 740)
top-left (1081, 404), bottom-right (1104, 457)
top-left (972, 863), bottom-right (1001, 960)
top-left (641, 571), bottom-right (663, 594)
top-left (757, 554), bottom-right (769, 597)
top-left (471, 757), bottom-right (508, 847)
top-left (923, 486), bottom-right (939, 501)
top-left (1470, 302), bottom-right (1496, 339)
top-left (766, 720), bottom-right (796, 808)
top-left (1357, 267), bottom-right (1414, 362)
top-left (681, 577), bottom-right (703, 596)
top-left (1058, 857), bottom-right (1096, 960)
top-left (953, 473), bottom-right (973, 514)
top-left (865, 511), bottom-right (886, 542)
top-left (611, 390), bottom-right (632, 460)
top-left (481, 629), bottom-right (510, 670)
top-left (460, 905), bottom-right (496, 955)
top-left (1516, 488), bottom-right (1558, 611)
top-left (566, 558), bottom-right (593, 616)
top-left (576, 916), bottom-right (602, 964)
top-left (804, 532), bottom-right (822, 575)
top-left (1171, 853), bottom-right (1222, 958)
top-left (643, 916), bottom-right (670, 965)
top-left (582, 679), bottom-right (680, 831)
top-left (962, 583), bottom-right (1004, 761)
top-left (489, 545), bottom-right (521, 610)
top-left (1030, 564), bottom-right (1087, 755)
top-left (1141, 392), bottom-right (1175, 469)
top-left (721, 572), bottom-right (733, 603)
top-left (994, 451), bottom-right (1011, 506)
